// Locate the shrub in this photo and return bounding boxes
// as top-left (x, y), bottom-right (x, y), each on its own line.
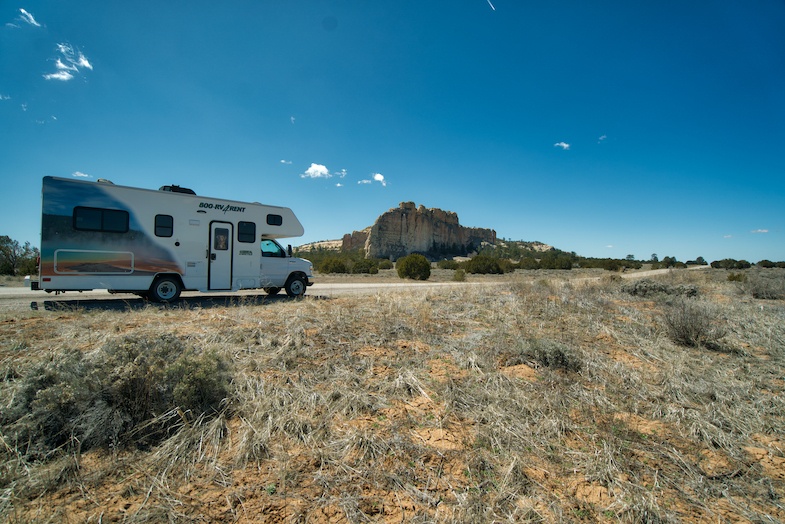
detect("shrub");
top-left (727, 272), bottom-right (746, 282)
top-left (377, 259), bottom-right (394, 270)
top-left (3, 335), bottom-right (232, 458)
top-left (743, 271), bottom-right (785, 299)
top-left (663, 299), bottom-right (727, 348)
top-left (453, 269), bottom-right (466, 282)
top-left (437, 259), bottom-right (460, 270)
top-left (519, 257), bottom-right (539, 270)
top-left (514, 339), bottom-right (582, 372)
top-left (621, 279), bottom-right (698, 298)
top-left (396, 254), bottom-right (431, 280)
top-left (465, 255), bottom-right (502, 274)
top-left (351, 259), bottom-right (379, 274)
top-left (319, 257), bottom-right (348, 274)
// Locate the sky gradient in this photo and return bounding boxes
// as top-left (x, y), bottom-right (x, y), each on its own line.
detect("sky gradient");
top-left (2, 1), bottom-right (784, 263)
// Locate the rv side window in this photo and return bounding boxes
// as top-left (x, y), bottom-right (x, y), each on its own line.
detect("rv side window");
top-left (267, 214), bottom-right (283, 226)
top-left (238, 221), bottom-right (256, 243)
top-left (155, 215), bottom-right (174, 237)
top-left (73, 207), bottom-right (129, 233)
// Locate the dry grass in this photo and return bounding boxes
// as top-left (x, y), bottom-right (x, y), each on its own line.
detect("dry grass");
top-left (1, 268), bottom-right (784, 522)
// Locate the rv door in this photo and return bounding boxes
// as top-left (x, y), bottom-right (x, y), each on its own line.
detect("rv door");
top-left (209, 222), bottom-right (233, 290)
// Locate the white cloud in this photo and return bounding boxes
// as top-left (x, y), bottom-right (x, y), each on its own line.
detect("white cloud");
top-left (554, 142), bottom-right (570, 150)
top-left (72, 171), bottom-right (90, 178)
top-left (0, 94), bottom-right (10, 101)
top-left (19, 9), bottom-right (41, 27)
top-left (280, 159), bottom-right (292, 165)
top-left (77, 53), bottom-right (93, 70)
top-left (290, 116), bottom-right (295, 124)
top-left (335, 183), bottom-right (343, 187)
top-left (334, 168), bottom-right (347, 178)
top-left (44, 70), bottom-right (74, 81)
top-left (751, 229), bottom-right (769, 234)
top-left (598, 135), bottom-right (607, 144)
top-left (605, 245), bottom-right (614, 249)
top-left (44, 43), bottom-right (92, 81)
top-left (301, 163), bottom-right (331, 179)
top-left (359, 173), bottom-right (387, 187)
top-left (724, 235), bottom-right (733, 239)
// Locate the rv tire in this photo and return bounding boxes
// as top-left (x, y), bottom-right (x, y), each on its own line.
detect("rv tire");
top-left (149, 276), bottom-right (182, 303)
top-left (284, 274), bottom-right (307, 297)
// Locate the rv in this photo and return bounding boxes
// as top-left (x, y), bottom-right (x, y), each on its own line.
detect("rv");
top-left (32, 176), bottom-right (315, 301)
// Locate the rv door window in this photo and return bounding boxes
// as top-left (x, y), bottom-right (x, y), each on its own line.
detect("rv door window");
top-left (214, 228), bottom-right (229, 250)
top-left (238, 221), bottom-right (256, 243)
top-left (73, 207), bottom-right (129, 233)
top-left (155, 215), bottom-right (174, 237)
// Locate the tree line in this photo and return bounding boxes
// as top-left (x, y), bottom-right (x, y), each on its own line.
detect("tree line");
top-left (0, 236), bottom-right (39, 276)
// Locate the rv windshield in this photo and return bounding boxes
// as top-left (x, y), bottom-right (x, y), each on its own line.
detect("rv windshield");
top-left (261, 239), bottom-right (286, 258)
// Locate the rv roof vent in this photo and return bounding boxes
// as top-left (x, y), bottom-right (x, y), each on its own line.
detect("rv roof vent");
top-left (97, 178), bottom-right (114, 184)
top-left (159, 185), bottom-right (196, 195)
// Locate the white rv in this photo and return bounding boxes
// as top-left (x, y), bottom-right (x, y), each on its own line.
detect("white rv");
top-left (32, 176), bottom-right (315, 301)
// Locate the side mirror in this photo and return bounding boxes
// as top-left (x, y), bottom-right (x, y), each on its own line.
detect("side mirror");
top-left (287, 244), bottom-right (293, 257)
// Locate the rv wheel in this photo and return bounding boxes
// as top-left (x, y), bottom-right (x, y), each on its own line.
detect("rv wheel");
top-left (284, 275), bottom-right (306, 297)
top-left (149, 276), bottom-right (182, 302)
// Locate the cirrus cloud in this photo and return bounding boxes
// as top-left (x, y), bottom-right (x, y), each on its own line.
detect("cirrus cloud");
top-left (18, 8), bottom-right (41, 27)
top-left (554, 142), bottom-right (570, 150)
top-left (43, 43), bottom-right (93, 81)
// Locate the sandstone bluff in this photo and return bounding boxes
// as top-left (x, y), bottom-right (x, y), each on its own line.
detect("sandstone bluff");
top-left (341, 202), bottom-right (496, 260)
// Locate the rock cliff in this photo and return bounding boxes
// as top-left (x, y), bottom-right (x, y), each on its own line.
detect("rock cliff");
top-left (342, 202), bottom-right (496, 260)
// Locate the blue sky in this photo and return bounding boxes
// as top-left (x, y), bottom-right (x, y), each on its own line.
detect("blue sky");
top-left (2, 1), bottom-right (784, 263)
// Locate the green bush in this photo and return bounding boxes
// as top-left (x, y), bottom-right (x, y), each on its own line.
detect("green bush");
top-left (319, 257), bottom-right (348, 274)
top-left (378, 259), bottom-right (394, 270)
top-left (519, 257), bottom-right (539, 270)
top-left (465, 255), bottom-right (502, 274)
top-left (453, 269), bottom-right (466, 282)
top-left (437, 259), bottom-right (460, 270)
top-left (396, 254), bottom-right (431, 280)
top-left (351, 259), bottom-right (379, 274)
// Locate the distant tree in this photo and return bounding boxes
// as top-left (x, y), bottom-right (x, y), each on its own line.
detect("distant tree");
top-left (757, 259), bottom-right (775, 268)
top-left (626, 254), bottom-right (636, 261)
top-left (650, 254), bottom-right (659, 263)
top-left (0, 236), bottom-right (39, 276)
top-left (519, 257), bottom-right (539, 270)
